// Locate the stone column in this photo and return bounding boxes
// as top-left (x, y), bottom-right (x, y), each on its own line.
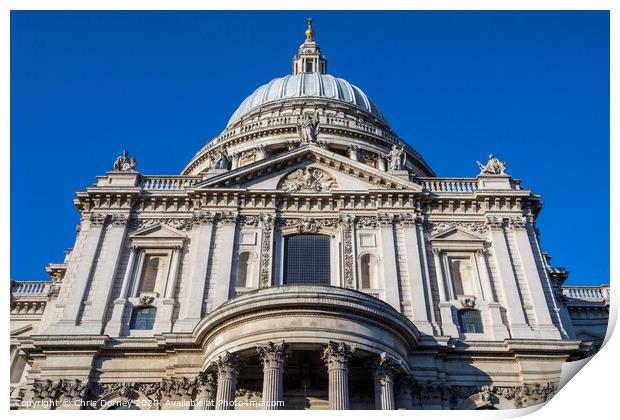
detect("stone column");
top-left (257, 341), bottom-right (288, 410)
top-left (214, 352), bottom-right (239, 410)
top-left (157, 244), bottom-right (184, 332)
top-left (196, 372), bottom-right (217, 410)
top-left (164, 246), bottom-right (182, 298)
top-left (475, 249), bottom-right (509, 340)
top-left (432, 248), bottom-right (459, 336)
top-left (105, 244), bottom-right (138, 336)
top-left (322, 341), bottom-right (356, 410)
top-left (370, 353), bottom-right (400, 410)
top-left (474, 249), bottom-right (494, 302)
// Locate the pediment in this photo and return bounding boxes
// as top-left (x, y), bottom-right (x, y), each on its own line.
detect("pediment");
top-left (11, 324), bottom-right (33, 337)
top-left (430, 227), bottom-right (487, 244)
top-left (193, 144), bottom-right (422, 192)
top-left (130, 223), bottom-right (186, 239)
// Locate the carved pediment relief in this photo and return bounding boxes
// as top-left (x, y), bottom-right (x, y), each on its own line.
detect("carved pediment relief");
top-left (277, 167), bottom-right (337, 192)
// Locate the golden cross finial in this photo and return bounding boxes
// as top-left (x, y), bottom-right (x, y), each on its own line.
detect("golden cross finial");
top-left (305, 17), bottom-right (315, 42)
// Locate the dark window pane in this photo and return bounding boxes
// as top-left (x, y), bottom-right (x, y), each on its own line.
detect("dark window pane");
top-left (129, 306), bottom-right (157, 330)
top-left (458, 309), bottom-right (484, 334)
top-left (284, 234), bottom-right (330, 285)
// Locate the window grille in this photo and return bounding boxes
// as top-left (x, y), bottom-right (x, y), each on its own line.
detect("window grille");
top-left (129, 306), bottom-right (157, 330)
top-left (284, 234), bottom-right (331, 285)
top-left (458, 309), bottom-right (484, 334)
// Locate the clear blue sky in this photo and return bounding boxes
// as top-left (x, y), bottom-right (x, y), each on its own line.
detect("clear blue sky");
top-left (10, 11), bottom-right (609, 285)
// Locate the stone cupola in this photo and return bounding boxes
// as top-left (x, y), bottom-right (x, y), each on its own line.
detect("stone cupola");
top-left (292, 18), bottom-right (327, 75)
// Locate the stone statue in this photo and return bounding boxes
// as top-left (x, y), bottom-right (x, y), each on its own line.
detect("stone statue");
top-left (206, 148), bottom-right (229, 170)
top-left (477, 153), bottom-right (506, 175)
top-left (297, 112), bottom-right (320, 143)
top-left (387, 144), bottom-right (406, 171)
top-left (113, 150), bottom-right (137, 172)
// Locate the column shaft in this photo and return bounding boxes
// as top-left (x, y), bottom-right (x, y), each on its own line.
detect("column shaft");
top-left (328, 368), bottom-right (349, 409)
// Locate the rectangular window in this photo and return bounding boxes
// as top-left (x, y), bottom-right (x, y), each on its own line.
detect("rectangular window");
top-left (305, 61), bottom-right (313, 72)
top-left (284, 234), bottom-right (331, 285)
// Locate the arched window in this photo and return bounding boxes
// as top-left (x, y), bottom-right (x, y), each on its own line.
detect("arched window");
top-left (236, 252), bottom-right (256, 288)
top-left (360, 254), bottom-right (379, 289)
top-left (284, 234), bottom-right (331, 285)
top-left (458, 309), bottom-right (484, 334)
top-left (129, 306), bottom-right (157, 330)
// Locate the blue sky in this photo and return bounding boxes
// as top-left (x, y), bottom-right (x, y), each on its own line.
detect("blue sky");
top-left (10, 11), bottom-right (609, 285)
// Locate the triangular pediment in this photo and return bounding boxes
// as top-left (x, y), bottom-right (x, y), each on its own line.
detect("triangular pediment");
top-left (11, 324), bottom-right (33, 337)
top-left (430, 227), bottom-right (486, 242)
top-left (193, 144), bottom-right (423, 192)
top-left (130, 223), bottom-right (186, 239)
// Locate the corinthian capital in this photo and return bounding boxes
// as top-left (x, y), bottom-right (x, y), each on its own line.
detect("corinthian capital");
top-left (486, 216), bottom-right (504, 230)
top-left (213, 351), bottom-right (239, 379)
top-left (257, 341), bottom-right (288, 369)
top-left (368, 352), bottom-right (402, 382)
top-left (322, 341), bottom-right (356, 371)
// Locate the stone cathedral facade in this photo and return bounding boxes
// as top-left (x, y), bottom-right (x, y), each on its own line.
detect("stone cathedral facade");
top-left (10, 20), bottom-right (609, 410)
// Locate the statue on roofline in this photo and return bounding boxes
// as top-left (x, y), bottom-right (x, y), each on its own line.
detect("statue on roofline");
top-left (477, 153), bottom-right (507, 175)
top-left (113, 150), bottom-right (137, 172)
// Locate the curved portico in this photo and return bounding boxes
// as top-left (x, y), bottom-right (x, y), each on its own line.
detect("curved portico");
top-left (193, 285), bottom-right (417, 409)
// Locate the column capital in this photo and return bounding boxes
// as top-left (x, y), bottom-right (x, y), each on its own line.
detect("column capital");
top-left (322, 341), bottom-right (356, 371)
top-left (486, 216), bottom-right (504, 230)
top-left (197, 371), bottom-right (217, 392)
top-left (213, 351), bottom-right (239, 379)
top-left (256, 341), bottom-right (288, 369)
top-left (368, 352), bottom-right (402, 382)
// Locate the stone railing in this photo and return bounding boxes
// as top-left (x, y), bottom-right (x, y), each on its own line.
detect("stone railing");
top-left (562, 285), bottom-right (610, 303)
top-left (11, 281), bottom-right (52, 317)
top-left (11, 281), bottom-right (50, 296)
top-left (140, 176), bottom-right (202, 190)
top-left (420, 178), bottom-right (479, 192)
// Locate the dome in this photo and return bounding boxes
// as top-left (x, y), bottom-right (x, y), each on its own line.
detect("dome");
top-left (227, 73), bottom-right (387, 127)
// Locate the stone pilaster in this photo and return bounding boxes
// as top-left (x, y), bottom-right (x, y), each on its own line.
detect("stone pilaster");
top-left (257, 341), bottom-right (288, 410)
top-left (214, 352), bottom-right (239, 410)
top-left (81, 213), bottom-right (130, 334)
top-left (55, 213), bottom-right (107, 329)
top-left (378, 213), bottom-right (400, 310)
top-left (396, 376), bottom-right (414, 410)
top-left (487, 217), bottom-right (531, 337)
top-left (174, 212), bottom-right (214, 331)
top-left (212, 213), bottom-right (238, 308)
top-left (322, 341), bottom-right (356, 410)
top-left (370, 352), bottom-right (400, 410)
top-left (510, 217), bottom-right (560, 339)
top-left (196, 372), bottom-right (217, 410)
